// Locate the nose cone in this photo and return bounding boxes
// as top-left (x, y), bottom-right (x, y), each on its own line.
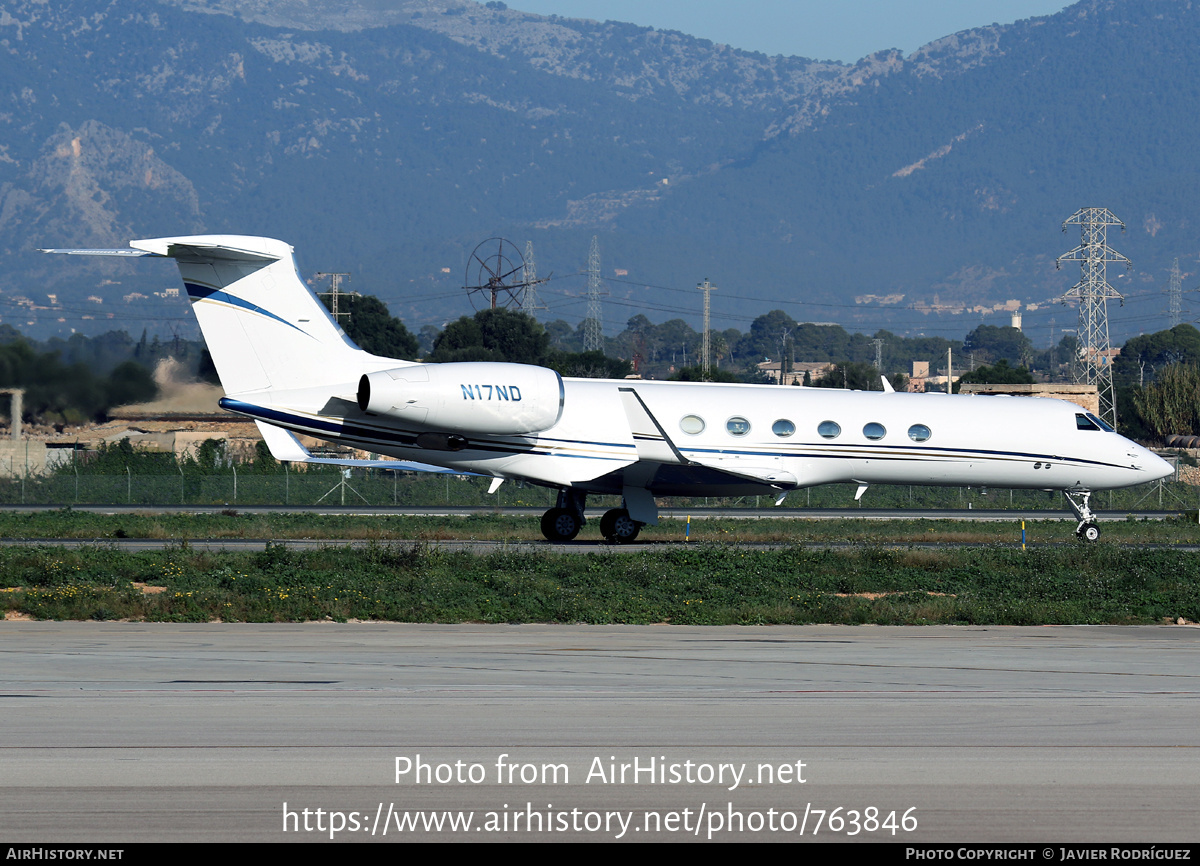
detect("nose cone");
top-left (1139, 446), bottom-right (1175, 482)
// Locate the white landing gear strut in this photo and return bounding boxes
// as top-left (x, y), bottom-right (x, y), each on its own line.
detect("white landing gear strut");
top-left (1063, 490), bottom-right (1100, 542)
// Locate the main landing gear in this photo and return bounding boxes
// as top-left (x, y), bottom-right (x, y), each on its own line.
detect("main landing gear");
top-left (599, 507), bottom-right (641, 544)
top-left (539, 489), bottom-right (644, 543)
top-left (1063, 490), bottom-right (1101, 542)
top-left (541, 488), bottom-right (586, 542)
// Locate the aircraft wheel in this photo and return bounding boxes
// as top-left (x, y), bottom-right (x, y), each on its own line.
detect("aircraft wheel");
top-left (541, 507), bottom-right (581, 542)
top-left (1077, 522), bottom-right (1100, 543)
top-left (600, 508), bottom-right (641, 544)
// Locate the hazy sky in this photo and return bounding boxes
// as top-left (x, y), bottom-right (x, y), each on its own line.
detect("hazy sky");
top-left (508, 1), bottom-right (1074, 62)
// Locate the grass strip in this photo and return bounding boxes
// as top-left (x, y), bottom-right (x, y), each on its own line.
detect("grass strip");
top-left (3, 542), bottom-right (1197, 626)
top-left (0, 509), bottom-right (1197, 544)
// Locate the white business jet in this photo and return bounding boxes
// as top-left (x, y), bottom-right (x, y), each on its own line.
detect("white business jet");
top-left (45, 235), bottom-right (1173, 543)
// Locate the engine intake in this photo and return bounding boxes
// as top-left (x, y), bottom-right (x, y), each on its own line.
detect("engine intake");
top-left (357, 362), bottom-right (564, 436)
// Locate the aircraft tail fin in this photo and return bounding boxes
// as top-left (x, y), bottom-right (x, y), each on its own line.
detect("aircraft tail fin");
top-left (47, 235), bottom-right (384, 395)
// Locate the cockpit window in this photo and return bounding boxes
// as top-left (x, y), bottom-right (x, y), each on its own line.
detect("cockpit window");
top-left (1076, 413), bottom-right (1100, 431)
top-left (1086, 412), bottom-right (1115, 433)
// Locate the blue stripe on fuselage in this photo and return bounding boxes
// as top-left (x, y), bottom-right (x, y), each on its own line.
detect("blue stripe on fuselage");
top-left (218, 399), bottom-right (1120, 470)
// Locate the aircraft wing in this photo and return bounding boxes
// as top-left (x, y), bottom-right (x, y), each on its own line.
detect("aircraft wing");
top-left (618, 387), bottom-right (798, 491)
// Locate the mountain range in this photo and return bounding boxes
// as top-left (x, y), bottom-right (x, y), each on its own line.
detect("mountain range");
top-left (1, 0), bottom-right (1197, 346)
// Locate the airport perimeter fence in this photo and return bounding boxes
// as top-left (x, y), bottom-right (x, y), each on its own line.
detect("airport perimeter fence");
top-left (0, 465), bottom-right (1195, 514)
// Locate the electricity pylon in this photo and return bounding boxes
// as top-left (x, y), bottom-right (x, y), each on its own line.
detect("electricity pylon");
top-left (583, 236), bottom-right (605, 353)
top-left (1166, 257), bottom-right (1183, 328)
top-left (697, 278), bottom-right (717, 376)
top-left (521, 240), bottom-right (545, 315)
top-left (1056, 207), bottom-right (1130, 429)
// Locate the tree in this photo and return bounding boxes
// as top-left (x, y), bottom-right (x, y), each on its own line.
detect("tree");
top-left (543, 320), bottom-right (576, 351)
top-left (545, 350), bottom-right (632, 379)
top-left (954, 358), bottom-right (1035, 391)
top-left (1113, 324), bottom-right (1200, 388)
top-left (1132, 363), bottom-right (1200, 440)
top-left (737, 310), bottom-right (798, 364)
top-left (1113, 325), bottom-right (1200, 438)
top-left (962, 325), bottom-right (1033, 367)
top-left (417, 325), bottom-right (441, 357)
top-left (106, 361), bottom-right (158, 407)
top-left (669, 365), bottom-right (740, 383)
top-left (812, 361), bottom-right (884, 391)
top-left (323, 294), bottom-right (419, 360)
top-left (186, 438), bottom-right (229, 474)
top-left (428, 308), bottom-right (549, 364)
top-left (251, 439), bottom-right (279, 473)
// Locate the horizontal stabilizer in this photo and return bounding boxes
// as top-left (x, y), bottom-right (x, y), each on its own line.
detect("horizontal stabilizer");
top-left (255, 421), bottom-right (476, 475)
top-left (40, 248), bottom-right (161, 257)
top-left (255, 421), bottom-right (313, 462)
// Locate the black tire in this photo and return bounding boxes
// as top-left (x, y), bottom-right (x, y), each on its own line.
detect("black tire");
top-left (541, 507), bottom-right (581, 542)
top-left (1079, 522), bottom-right (1100, 543)
top-left (600, 508), bottom-right (641, 544)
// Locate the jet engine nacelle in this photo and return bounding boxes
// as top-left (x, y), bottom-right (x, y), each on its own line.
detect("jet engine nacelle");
top-left (357, 362), bottom-right (564, 436)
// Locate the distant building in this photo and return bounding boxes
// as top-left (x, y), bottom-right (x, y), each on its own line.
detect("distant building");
top-left (756, 360), bottom-right (835, 386)
top-left (957, 383), bottom-right (1100, 414)
top-left (908, 361), bottom-right (929, 392)
top-left (1080, 346), bottom-right (1121, 368)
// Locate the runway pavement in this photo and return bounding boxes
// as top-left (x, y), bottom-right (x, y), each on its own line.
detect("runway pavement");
top-left (2, 622), bottom-right (1198, 843)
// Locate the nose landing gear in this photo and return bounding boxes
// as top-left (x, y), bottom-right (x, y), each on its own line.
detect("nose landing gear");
top-left (1063, 490), bottom-right (1101, 542)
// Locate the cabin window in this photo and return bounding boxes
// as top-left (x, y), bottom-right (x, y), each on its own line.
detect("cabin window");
top-left (772, 419), bottom-right (796, 437)
top-left (818, 420), bottom-right (841, 439)
top-left (726, 416), bottom-right (751, 436)
top-left (908, 424), bottom-right (931, 442)
top-left (863, 422), bottom-right (887, 440)
top-left (680, 415), bottom-right (705, 435)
